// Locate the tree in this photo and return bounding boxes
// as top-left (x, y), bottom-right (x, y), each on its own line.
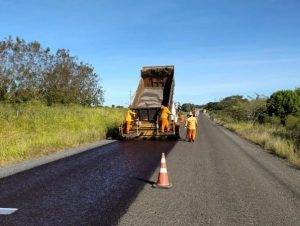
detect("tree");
top-left (267, 90), bottom-right (300, 119)
top-left (218, 95), bottom-right (248, 110)
top-left (175, 102), bottom-right (181, 112)
top-left (0, 36), bottom-right (104, 106)
top-left (181, 103), bottom-right (194, 112)
top-left (205, 102), bottom-right (221, 111)
top-left (239, 95), bottom-right (267, 123)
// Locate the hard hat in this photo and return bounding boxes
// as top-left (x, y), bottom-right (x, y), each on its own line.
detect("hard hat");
top-left (189, 112), bottom-right (193, 116)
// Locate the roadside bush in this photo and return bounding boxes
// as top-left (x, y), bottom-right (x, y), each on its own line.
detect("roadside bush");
top-left (285, 115), bottom-right (300, 130)
top-left (285, 115), bottom-right (300, 150)
top-left (260, 114), bottom-right (281, 126)
top-left (207, 95), bottom-right (267, 123)
top-left (239, 96), bottom-right (267, 123)
top-left (267, 90), bottom-right (300, 119)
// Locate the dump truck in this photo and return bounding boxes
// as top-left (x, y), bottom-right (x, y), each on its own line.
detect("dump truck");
top-left (119, 65), bottom-right (180, 140)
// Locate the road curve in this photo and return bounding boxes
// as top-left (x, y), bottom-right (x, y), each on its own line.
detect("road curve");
top-left (119, 113), bottom-right (300, 226)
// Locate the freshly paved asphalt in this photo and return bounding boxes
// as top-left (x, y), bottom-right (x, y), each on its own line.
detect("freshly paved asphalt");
top-left (0, 140), bottom-right (176, 225)
top-left (1, 113), bottom-right (300, 225)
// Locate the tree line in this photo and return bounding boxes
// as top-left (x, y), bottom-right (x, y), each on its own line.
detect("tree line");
top-left (0, 37), bottom-right (104, 106)
top-left (178, 103), bottom-right (203, 113)
top-left (205, 89), bottom-right (300, 124)
top-left (204, 88), bottom-right (300, 148)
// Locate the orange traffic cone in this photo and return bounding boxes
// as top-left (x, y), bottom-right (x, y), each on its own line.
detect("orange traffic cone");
top-left (153, 152), bottom-right (172, 189)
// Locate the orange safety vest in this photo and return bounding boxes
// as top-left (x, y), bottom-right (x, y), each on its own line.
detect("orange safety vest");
top-left (185, 116), bottom-right (198, 130)
top-left (160, 107), bottom-right (172, 120)
top-left (126, 110), bottom-right (136, 122)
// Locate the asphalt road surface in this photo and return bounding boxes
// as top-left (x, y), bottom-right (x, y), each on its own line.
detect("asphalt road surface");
top-left (1, 113), bottom-right (300, 225)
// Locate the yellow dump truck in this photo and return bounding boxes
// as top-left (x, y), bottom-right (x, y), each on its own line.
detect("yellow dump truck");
top-left (119, 65), bottom-right (180, 140)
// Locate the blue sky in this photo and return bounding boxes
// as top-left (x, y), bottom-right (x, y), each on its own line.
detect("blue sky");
top-left (1, 0), bottom-right (300, 106)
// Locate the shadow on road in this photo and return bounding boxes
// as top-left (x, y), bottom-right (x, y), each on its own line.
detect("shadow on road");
top-left (132, 176), bottom-right (156, 186)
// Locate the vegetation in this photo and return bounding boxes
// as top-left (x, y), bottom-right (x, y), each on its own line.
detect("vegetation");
top-left (0, 37), bottom-right (114, 167)
top-left (205, 88), bottom-right (300, 168)
top-left (180, 103), bottom-right (203, 112)
top-left (0, 102), bottom-right (126, 168)
top-left (267, 90), bottom-right (300, 121)
top-left (0, 36), bottom-right (104, 106)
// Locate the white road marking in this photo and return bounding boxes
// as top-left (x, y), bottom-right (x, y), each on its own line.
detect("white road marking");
top-left (0, 208), bottom-right (18, 215)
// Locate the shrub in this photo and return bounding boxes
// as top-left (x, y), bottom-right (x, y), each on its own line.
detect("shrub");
top-left (262, 115), bottom-right (281, 126)
top-left (285, 115), bottom-right (300, 150)
top-left (285, 115), bottom-right (300, 130)
top-left (267, 90), bottom-right (300, 119)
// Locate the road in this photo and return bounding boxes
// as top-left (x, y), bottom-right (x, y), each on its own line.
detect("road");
top-left (1, 114), bottom-right (300, 225)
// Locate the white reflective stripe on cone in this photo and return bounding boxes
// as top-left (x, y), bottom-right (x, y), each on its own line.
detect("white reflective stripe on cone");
top-left (0, 208), bottom-right (18, 215)
top-left (161, 158), bottom-right (166, 163)
top-left (160, 168), bottom-right (167, 173)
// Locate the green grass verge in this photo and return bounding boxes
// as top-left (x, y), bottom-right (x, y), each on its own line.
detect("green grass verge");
top-left (0, 102), bottom-right (126, 167)
top-left (208, 114), bottom-right (300, 168)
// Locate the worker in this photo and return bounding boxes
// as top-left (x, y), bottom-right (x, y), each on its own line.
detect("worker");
top-left (185, 112), bottom-right (198, 142)
top-left (125, 109), bottom-right (136, 134)
top-left (160, 105), bottom-right (172, 133)
top-left (185, 112), bottom-right (192, 140)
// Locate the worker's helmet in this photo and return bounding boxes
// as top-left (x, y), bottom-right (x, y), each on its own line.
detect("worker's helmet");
top-left (189, 112), bottom-right (193, 116)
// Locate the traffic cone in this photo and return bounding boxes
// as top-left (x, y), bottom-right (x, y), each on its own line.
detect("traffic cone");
top-left (153, 152), bottom-right (172, 189)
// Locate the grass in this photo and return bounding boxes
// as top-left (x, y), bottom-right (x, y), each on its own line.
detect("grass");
top-left (0, 102), bottom-right (126, 168)
top-left (209, 113), bottom-right (300, 168)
